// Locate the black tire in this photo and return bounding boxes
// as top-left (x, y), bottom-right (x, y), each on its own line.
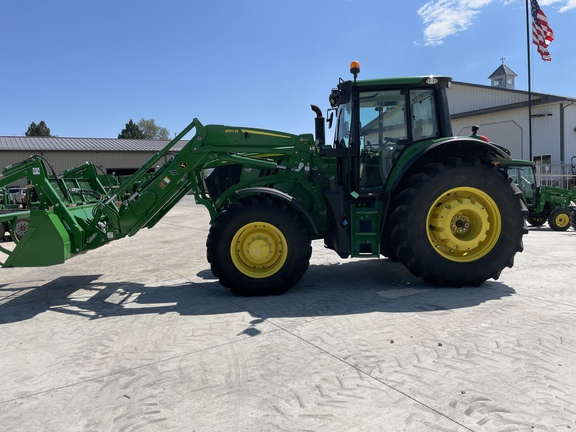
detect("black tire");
top-left (207, 196), bottom-right (312, 296)
top-left (380, 234), bottom-right (398, 261)
top-left (389, 157), bottom-right (527, 287)
top-left (570, 210), bottom-right (576, 231)
top-left (526, 212), bottom-right (547, 227)
top-left (548, 208), bottom-right (570, 231)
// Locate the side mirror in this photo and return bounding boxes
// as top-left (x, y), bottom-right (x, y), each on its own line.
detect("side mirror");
top-left (327, 110), bottom-right (335, 129)
top-left (337, 81), bottom-right (353, 105)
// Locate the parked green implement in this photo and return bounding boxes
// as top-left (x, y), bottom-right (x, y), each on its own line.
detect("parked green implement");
top-left (0, 186), bottom-right (31, 241)
top-left (0, 62), bottom-right (528, 295)
top-left (499, 159), bottom-right (576, 231)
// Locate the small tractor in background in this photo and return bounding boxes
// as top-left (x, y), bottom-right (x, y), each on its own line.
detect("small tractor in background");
top-left (0, 62), bottom-right (528, 296)
top-left (500, 159), bottom-right (576, 231)
top-left (0, 186), bottom-right (32, 241)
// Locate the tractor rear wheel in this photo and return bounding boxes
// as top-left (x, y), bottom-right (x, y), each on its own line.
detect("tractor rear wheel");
top-left (390, 157), bottom-right (527, 287)
top-left (207, 196), bottom-right (312, 296)
top-left (570, 210), bottom-right (576, 230)
top-left (547, 208), bottom-right (570, 231)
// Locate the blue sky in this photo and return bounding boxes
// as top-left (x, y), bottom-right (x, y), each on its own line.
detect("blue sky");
top-left (1, 0), bottom-right (575, 139)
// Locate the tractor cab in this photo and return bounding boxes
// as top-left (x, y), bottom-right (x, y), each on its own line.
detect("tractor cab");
top-left (500, 160), bottom-right (538, 207)
top-left (321, 61), bottom-right (453, 196)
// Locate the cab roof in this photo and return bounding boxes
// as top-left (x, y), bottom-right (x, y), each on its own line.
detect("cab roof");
top-left (352, 76), bottom-right (452, 88)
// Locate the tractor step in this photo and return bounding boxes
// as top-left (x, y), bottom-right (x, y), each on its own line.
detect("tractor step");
top-left (350, 202), bottom-right (382, 257)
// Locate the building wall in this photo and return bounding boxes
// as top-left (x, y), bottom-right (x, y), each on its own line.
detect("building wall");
top-left (448, 83), bottom-right (527, 113)
top-left (531, 104), bottom-right (561, 161)
top-left (452, 111), bottom-right (526, 158)
top-left (448, 83), bottom-right (576, 166)
top-left (0, 151), bottom-right (175, 177)
top-left (0, 150), bottom-right (180, 188)
top-left (562, 103), bottom-right (576, 161)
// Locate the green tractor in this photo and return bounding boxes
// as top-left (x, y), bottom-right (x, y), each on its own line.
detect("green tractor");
top-left (499, 159), bottom-right (576, 231)
top-left (0, 186), bottom-right (32, 241)
top-left (0, 62), bottom-right (527, 295)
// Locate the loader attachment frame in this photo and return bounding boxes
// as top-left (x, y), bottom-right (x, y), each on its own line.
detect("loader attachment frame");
top-left (0, 119), bottom-right (207, 267)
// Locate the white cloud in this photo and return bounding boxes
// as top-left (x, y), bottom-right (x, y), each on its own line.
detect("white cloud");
top-left (557, 0), bottom-right (576, 12)
top-left (418, 0), bottom-right (575, 46)
top-left (418, 0), bottom-right (494, 46)
top-left (531, 0), bottom-right (576, 13)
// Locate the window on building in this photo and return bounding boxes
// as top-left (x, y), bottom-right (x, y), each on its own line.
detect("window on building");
top-left (533, 154), bottom-right (553, 186)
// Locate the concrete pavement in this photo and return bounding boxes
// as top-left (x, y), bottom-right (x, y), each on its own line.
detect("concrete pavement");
top-left (1, 196), bottom-right (575, 431)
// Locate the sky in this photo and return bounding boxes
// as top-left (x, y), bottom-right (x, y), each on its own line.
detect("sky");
top-left (1, 0), bottom-right (575, 139)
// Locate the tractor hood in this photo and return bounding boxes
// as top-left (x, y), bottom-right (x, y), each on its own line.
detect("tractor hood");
top-left (201, 124), bottom-right (315, 158)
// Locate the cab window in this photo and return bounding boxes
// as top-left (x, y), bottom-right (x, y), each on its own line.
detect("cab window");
top-left (410, 89), bottom-right (439, 142)
top-left (359, 90), bottom-right (406, 150)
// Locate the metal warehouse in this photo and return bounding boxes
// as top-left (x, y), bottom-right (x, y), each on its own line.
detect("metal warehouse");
top-left (448, 63), bottom-right (576, 179)
top-left (0, 137), bottom-right (186, 184)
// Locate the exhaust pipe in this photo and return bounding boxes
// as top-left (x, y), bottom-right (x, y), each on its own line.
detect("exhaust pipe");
top-left (310, 104), bottom-right (325, 147)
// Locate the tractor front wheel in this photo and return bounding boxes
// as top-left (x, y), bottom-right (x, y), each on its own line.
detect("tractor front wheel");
top-left (390, 157), bottom-right (527, 287)
top-left (207, 197), bottom-right (312, 296)
top-left (548, 208), bottom-right (570, 231)
top-left (526, 212), bottom-right (547, 227)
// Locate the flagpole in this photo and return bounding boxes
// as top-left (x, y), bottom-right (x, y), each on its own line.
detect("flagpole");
top-left (526, 0), bottom-right (533, 161)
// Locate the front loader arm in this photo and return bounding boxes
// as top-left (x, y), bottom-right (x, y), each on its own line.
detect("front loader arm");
top-left (0, 121), bottom-right (211, 266)
top-left (0, 118), bottom-right (315, 268)
top-left (83, 119), bottom-right (213, 246)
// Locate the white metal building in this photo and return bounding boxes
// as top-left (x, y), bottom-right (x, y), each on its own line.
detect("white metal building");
top-left (0, 136), bottom-right (185, 180)
top-left (448, 63), bottom-right (576, 176)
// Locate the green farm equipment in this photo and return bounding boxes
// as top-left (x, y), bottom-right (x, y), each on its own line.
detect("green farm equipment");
top-left (0, 62), bottom-right (528, 295)
top-left (0, 186), bottom-right (32, 241)
top-left (500, 159), bottom-right (576, 231)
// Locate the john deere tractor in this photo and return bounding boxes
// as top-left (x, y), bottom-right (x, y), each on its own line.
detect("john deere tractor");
top-left (0, 62), bottom-right (527, 295)
top-left (499, 159), bottom-right (576, 231)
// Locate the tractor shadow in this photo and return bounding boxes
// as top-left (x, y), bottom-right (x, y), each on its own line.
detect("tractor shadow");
top-left (0, 259), bottom-right (515, 325)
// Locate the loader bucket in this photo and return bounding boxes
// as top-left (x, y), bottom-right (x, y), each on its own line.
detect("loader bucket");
top-left (2, 210), bottom-right (73, 267)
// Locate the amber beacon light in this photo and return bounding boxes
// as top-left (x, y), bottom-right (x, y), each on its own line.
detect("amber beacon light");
top-left (350, 61), bottom-right (360, 79)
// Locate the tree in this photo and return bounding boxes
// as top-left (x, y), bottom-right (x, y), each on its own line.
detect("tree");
top-left (25, 121), bottom-right (51, 137)
top-left (137, 118), bottom-right (170, 140)
top-left (118, 119), bottom-right (144, 139)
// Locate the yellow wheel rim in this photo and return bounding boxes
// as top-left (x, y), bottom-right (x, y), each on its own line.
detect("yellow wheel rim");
top-left (426, 187), bottom-right (501, 262)
top-left (231, 222), bottom-right (288, 278)
top-left (553, 213), bottom-right (569, 228)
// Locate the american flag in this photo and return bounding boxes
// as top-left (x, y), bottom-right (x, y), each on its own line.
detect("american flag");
top-left (531, 0), bottom-right (554, 61)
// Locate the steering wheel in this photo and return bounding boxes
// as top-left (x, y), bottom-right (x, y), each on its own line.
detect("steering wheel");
top-left (382, 137), bottom-right (398, 145)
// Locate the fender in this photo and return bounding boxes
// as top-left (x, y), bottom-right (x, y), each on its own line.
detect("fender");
top-left (386, 137), bottom-right (511, 194)
top-left (235, 187), bottom-right (320, 236)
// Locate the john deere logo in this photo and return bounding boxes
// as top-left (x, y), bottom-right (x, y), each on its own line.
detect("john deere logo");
top-left (179, 162), bottom-right (187, 169)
